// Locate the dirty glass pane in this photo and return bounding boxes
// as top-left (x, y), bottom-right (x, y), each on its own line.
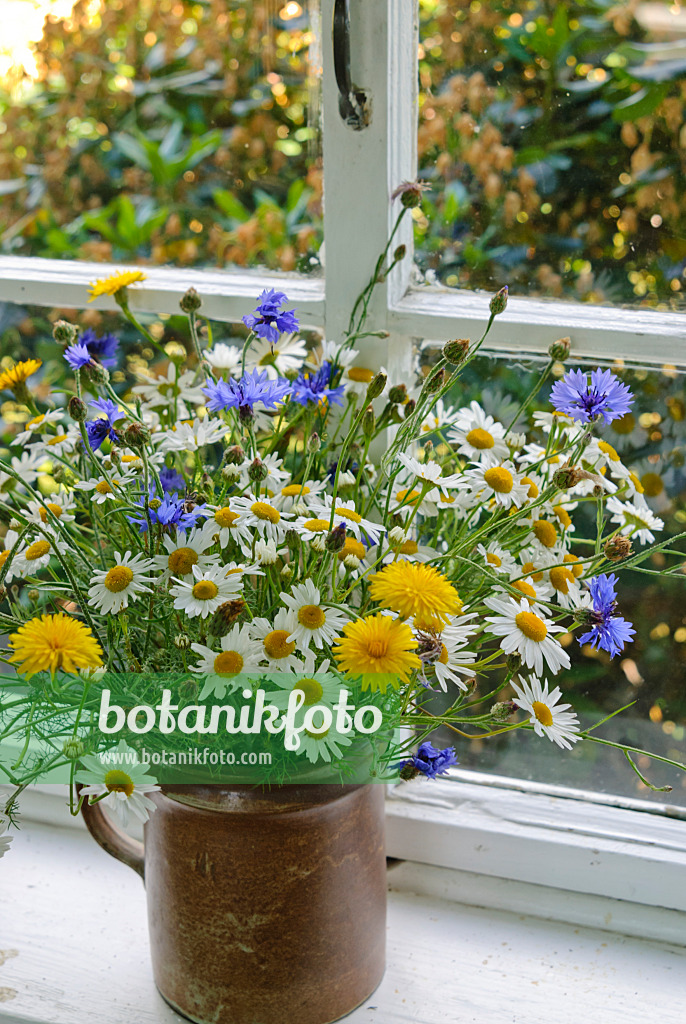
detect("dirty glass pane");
top-left (417, 0), bottom-right (686, 309)
top-left (0, 0), bottom-right (322, 274)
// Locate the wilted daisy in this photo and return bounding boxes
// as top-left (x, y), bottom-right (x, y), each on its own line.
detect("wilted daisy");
top-left (75, 741), bottom-right (159, 827)
top-left (152, 528), bottom-right (219, 582)
top-left (171, 563), bottom-right (243, 618)
top-left (511, 677), bottom-right (580, 749)
top-left (25, 493), bottom-right (76, 529)
top-left (89, 551), bottom-right (155, 614)
top-left (466, 461), bottom-right (530, 510)
top-left (250, 610), bottom-right (304, 671)
top-left (15, 534), bottom-right (69, 576)
top-left (449, 401), bottom-right (509, 463)
top-left (191, 625), bottom-right (262, 699)
top-left (232, 496), bottom-right (293, 542)
top-left (607, 496), bottom-right (664, 545)
top-left (485, 595), bottom-right (571, 676)
top-left (158, 417), bottom-right (229, 453)
top-left (280, 579), bottom-right (349, 649)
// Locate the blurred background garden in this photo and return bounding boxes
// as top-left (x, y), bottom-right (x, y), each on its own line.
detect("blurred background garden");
top-left (0, 0), bottom-right (685, 801)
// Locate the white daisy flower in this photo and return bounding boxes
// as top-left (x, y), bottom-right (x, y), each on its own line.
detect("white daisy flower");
top-left (388, 482), bottom-right (440, 518)
top-left (306, 339), bottom-right (358, 372)
top-left (157, 417), bottom-right (229, 453)
top-left (498, 573), bottom-right (552, 610)
top-left (14, 533), bottom-right (70, 576)
top-left (465, 461), bottom-right (530, 509)
top-left (254, 538), bottom-right (279, 565)
top-left (25, 493), bottom-right (76, 530)
top-left (419, 616), bottom-right (478, 692)
top-left (532, 409), bottom-right (583, 438)
top-left (397, 451), bottom-right (464, 489)
top-left (311, 498), bottom-right (384, 545)
top-left (88, 551), bottom-right (156, 614)
top-left (191, 625), bottom-right (263, 699)
top-left (0, 529), bottom-right (22, 583)
top-left (231, 496), bottom-right (293, 542)
top-left (280, 579), bottom-right (349, 650)
top-left (14, 409), bottom-right (64, 446)
top-left (0, 450), bottom-right (45, 494)
top-left (204, 342), bottom-right (242, 377)
top-left (201, 502), bottom-right (253, 552)
top-left (369, 537), bottom-right (438, 565)
top-left (237, 452), bottom-right (289, 493)
top-left (420, 398), bottom-right (457, 437)
top-left (340, 364), bottom-right (378, 397)
top-left (245, 332), bottom-right (308, 378)
top-left (75, 741), bottom-right (160, 827)
top-left (250, 610), bottom-right (304, 671)
top-left (133, 364), bottom-right (205, 413)
top-left (293, 514), bottom-right (333, 543)
top-left (484, 595), bottom-right (571, 676)
top-left (296, 725), bottom-right (353, 764)
top-left (32, 427), bottom-right (79, 459)
top-left (607, 496), bottom-right (664, 545)
top-left (274, 478), bottom-right (327, 511)
top-left (152, 528), bottom-right (220, 582)
top-left (264, 658), bottom-right (344, 712)
top-left (449, 401), bottom-right (509, 463)
top-left (516, 442), bottom-right (566, 474)
top-left (538, 560), bottom-right (582, 610)
top-left (511, 677), bottom-right (581, 750)
top-left (76, 477), bottom-right (124, 504)
top-left (170, 563), bottom-right (243, 619)
top-left (476, 543), bottom-right (518, 577)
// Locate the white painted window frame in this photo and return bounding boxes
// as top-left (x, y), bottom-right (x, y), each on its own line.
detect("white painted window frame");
top-left (2, 0), bottom-right (686, 934)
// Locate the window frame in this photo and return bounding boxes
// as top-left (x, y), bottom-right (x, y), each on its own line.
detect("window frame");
top-left (1, 0), bottom-right (685, 930)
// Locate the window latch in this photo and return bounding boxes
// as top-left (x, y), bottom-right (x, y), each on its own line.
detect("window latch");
top-left (332, 0), bottom-right (371, 130)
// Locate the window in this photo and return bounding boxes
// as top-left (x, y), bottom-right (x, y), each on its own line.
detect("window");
top-left (1, 0), bottom-right (685, 930)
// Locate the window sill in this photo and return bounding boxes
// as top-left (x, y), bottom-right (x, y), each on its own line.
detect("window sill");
top-left (1, 814), bottom-right (685, 1024)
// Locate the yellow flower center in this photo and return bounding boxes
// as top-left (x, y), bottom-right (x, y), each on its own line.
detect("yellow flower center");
top-left (263, 629), bottom-right (296, 659)
top-left (628, 471), bottom-right (644, 494)
top-left (553, 504), bottom-right (572, 529)
top-left (367, 639), bottom-right (388, 659)
top-left (303, 518), bottom-right (329, 533)
top-left (486, 552), bottom-right (502, 567)
top-left (281, 484), bottom-right (310, 497)
top-left (399, 540), bottom-right (419, 555)
top-left (533, 520), bottom-right (557, 548)
top-left (48, 434), bottom-right (68, 446)
top-left (549, 566), bottom-right (574, 594)
top-left (338, 538), bottom-right (366, 561)
top-left (192, 580), bottom-right (219, 600)
top-left (104, 565), bottom-right (134, 593)
top-left (611, 413), bottom-right (635, 435)
top-left (293, 678), bottom-right (323, 705)
top-left (168, 547), bottom-right (198, 575)
top-left (39, 503), bottom-right (63, 522)
top-left (521, 560), bottom-right (544, 583)
top-left (640, 472), bottom-right (663, 497)
top-left (439, 644), bottom-right (449, 665)
top-left (396, 488), bottom-right (421, 504)
top-left (121, 454), bottom-right (142, 463)
top-left (25, 540), bottom-right (51, 561)
top-left (515, 611), bottom-right (548, 642)
top-left (563, 553), bottom-right (584, 579)
top-left (214, 650), bottom-right (244, 676)
top-left (27, 414), bottom-right (45, 428)
top-left (298, 604), bottom-right (326, 630)
top-left (598, 440), bottom-right (620, 462)
top-left (521, 476), bottom-right (538, 498)
top-left (0, 550), bottom-right (9, 568)
top-left (251, 501), bottom-right (280, 524)
top-left (104, 769), bottom-right (135, 796)
top-left (215, 507), bottom-right (240, 528)
top-left (95, 481), bottom-right (113, 495)
top-left (335, 507), bottom-right (361, 523)
top-left (512, 580), bottom-right (537, 600)
top-left (483, 467), bottom-right (513, 494)
top-left (347, 367), bottom-right (375, 383)
top-left (531, 701), bottom-right (553, 727)
top-left (465, 427), bottom-right (495, 449)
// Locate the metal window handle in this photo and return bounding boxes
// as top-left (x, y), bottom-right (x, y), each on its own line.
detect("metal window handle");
top-left (333, 0), bottom-right (371, 130)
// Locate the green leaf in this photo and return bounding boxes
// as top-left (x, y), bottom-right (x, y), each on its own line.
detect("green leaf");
top-left (213, 189), bottom-right (250, 222)
top-left (612, 83), bottom-right (670, 122)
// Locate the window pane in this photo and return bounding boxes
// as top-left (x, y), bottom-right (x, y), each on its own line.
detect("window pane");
top-left (419, 349), bottom-right (686, 805)
top-left (417, 0), bottom-right (686, 309)
top-left (0, 0), bottom-right (322, 274)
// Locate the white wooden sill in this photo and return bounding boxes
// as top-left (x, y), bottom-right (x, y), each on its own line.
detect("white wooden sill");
top-left (1, 812), bottom-right (685, 1024)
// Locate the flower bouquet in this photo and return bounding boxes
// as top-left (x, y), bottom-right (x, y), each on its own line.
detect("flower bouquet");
top-left (0, 184), bottom-right (684, 1023)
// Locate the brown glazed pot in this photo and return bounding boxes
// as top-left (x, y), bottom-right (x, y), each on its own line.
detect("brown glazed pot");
top-left (80, 783), bottom-right (387, 1024)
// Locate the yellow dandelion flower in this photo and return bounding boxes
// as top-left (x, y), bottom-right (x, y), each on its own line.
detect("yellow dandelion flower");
top-left (0, 359), bottom-right (42, 394)
top-left (370, 561), bottom-right (462, 628)
top-left (88, 269), bottom-right (146, 302)
top-left (9, 613), bottom-right (103, 680)
top-left (332, 614), bottom-right (420, 693)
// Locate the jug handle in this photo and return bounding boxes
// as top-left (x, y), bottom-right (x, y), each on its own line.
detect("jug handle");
top-left (77, 784), bottom-right (145, 879)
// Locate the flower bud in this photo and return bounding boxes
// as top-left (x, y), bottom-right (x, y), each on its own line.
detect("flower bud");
top-left (393, 244), bottom-right (407, 262)
top-left (285, 528), bottom-right (299, 548)
top-left (255, 538), bottom-right (278, 565)
top-left (223, 446), bottom-right (245, 466)
top-left (506, 652), bottom-right (521, 673)
top-left (491, 701), bottom-right (518, 723)
top-left (365, 371), bottom-right (387, 402)
top-left (280, 564), bottom-right (294, 583)
top-left (165, 341), bottom-right (187, 364)
top-left (209, 600), bottom-right (246, 637)
top-left (604, 535), bottom-right (633, 562)
top-left (149, 498), bottom-right (162, 511)
top-left (238, 405), bottom-right (254, 426)
top-left (389, 526), bottom-right (407, 545)
top-left (443, 338), bottom-right (470, 365)
top-left (124, 422), bottom-right (151, 449)
top-left (310, 534), bottom-right (326, 553)
top-left (222, 465), bottom-right (241, 482)
top-left (573, 608), bottom-right (594, 626)
top-left (388, 383), bottom-right (408, 405)
top-left (53, 320), bottom-right (78, 345)
top-left (403, 399), bottom-right (416, 418)
top-left (68, 395), bottom-right (88, 422)
top-left (489, 285), bottom-right (508, 316)
top-left (343, 554), bottom-right (361, 571)
top-left (398, 763), bottom-right (420, 781)
top-left (552, 465), bottom-right (582, 490)
top-left (362, 404), bottom-right (375, 438)
top-left (62, 737), bottom-right (86, 759)
top-left (27, 589), bottom-right (39, 603)
top-left (179, 287), bottom-right (202, 313)
top-left (174, 633), bottom-right (192, 650)
top-left (549, 336), bottom-right (571, 362)
top-left (248, 458), bottom-right (268, 484)
top-left (84, 362), bottom-right (110, 385)
top-left (424, 368), bottom-right (446, 394)
top-left (307, 432), bottom-right (321, 454)
top-left (325, 523), bottom-right (347, 554)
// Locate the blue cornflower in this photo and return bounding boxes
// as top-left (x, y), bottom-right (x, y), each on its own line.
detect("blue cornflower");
top-left (64, 341), bottom-right (92, 371)
top-left (550, 368), bottom-right (633, 426)
top-left (128, 488), bottom-right (207, 533)
top-left (202, 370), bottom-right (291, 417)
top-left (578, 573), bottom-right (635, 658)
top-left (80, 328), bottom-right (120, 368)
top-left (398, 741), bottom-right (459, 780)
top-left (291, 362), bottom-right (346, 408)
top-left (83, 398), bottom-right (124, 451)
top-left (242, 288), bottom-right (299, 345)
top-left (159, 465), bottom-right (186, 494)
